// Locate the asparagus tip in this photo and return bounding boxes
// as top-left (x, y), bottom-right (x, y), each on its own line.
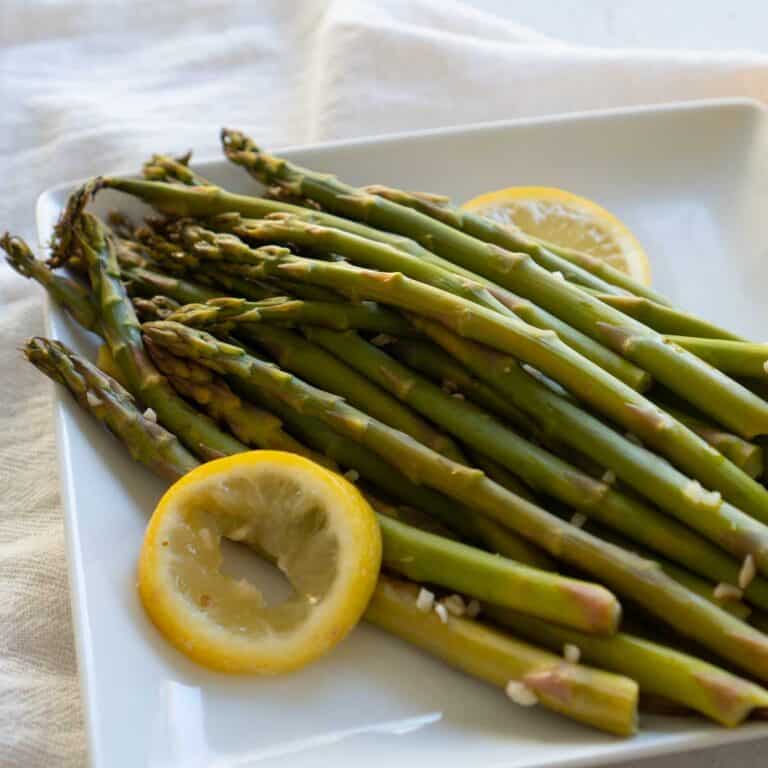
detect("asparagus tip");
top-left (49, 178), bottom-right (105, 267)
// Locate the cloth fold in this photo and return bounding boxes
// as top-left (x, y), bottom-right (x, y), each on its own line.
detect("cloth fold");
top-left (1, 1), bottom-right (767, 765)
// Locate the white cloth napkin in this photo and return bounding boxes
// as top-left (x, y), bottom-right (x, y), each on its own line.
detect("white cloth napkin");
top-left (2, 1), bottom-right (768, 765)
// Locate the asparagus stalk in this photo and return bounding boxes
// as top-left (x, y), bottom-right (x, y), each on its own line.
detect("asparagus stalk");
top-left (34, 338), bottom-right (630, 729)
top-left (390, 338), bottom-right (538, 433)
top-left (221, 134), bottom-right (641, 303)
top-left (206, 333), bottom-right (553, 569)
top-left (665, 336), bottom-right (768, 379)
top-left (14, 213), bottom-right (547, 571)
top-left (220, 133), bottom-right (768, 439)
top-left (574, 516), bottom-right (753, 621)
top-left (143, 339), bottom-right (329, 463)
top-left (24, 338), bottom-right (198, 480)
top-left (367, 575), bottom-right (637, 736)
top-left (659, 403), bottom-right (763, 480)
top-left (102, 334), bottom-right (616, 633)
top-left (2, 235), bottom-right (99, 332)
top-left (143, 320), bottom-right (768, 681)
top-left (359, 183), bottom-right (666, 305)
top-left (379, 515), bottom-right (620, 634)
top-left (122, 264), bottom-right (224, 304)
top-left (95, 173), bottom-right (650, 390)
top-left (167, 296), bottom-right (417, 337)
top-left (49, 196), bottom-right (246, 461)
top-left (464, 449), bottom-right (537, 503)
top-left (581, 290), bottom-right (743, 340)
top-left (232, 323), bottom-right (466, 463)
top-left (180, 231), bottom-right (768, 529)
top-left (220, 213), bottom-right (650, 391)
top-left (484, 606), bottom-right (768, 727)
top-left (389, 338), bottom-right (603, 477)
top-left (408, 318), bottom-right (768, 569)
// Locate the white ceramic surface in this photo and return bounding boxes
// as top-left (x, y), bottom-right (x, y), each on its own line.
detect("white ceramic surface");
top-left (37, 99), bottom-right (768, 768)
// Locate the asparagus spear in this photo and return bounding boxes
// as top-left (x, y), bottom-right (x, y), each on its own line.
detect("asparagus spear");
top-left (367, 575), bottom-right (637, 736)
top-left (49, 196), bottom-right (246, 461)
top-left (378, 515), bottom-right (620, 634)
top-left (148, 335), bottom-right (604, 628)
top-left (220, 132), bottom-right (768, 439)
top-left (143, 320), bottom-right (768, 681)
top-left (24, 338), bottom-right (199, 480)
top-left (143, 153), bottom-right (211, 186)
top-left (658, 403), bottom-right (763, 480)
top-left (665, 337), bottom-right (768, 379)
top-left (483, 606), bottom-right (768, 727)
top-left (582, 290), bottom-right (743, 340)
top-left (221, 134), bottom-right (641, 303)
top-left (359, 183), bottom-right (667, 305)
top-left (168, 295), bottom-right (417, 337)
top-left (122, 264), bottom-right (224, 304)
top-left (96, 172), bottom-right (650, 390)
top-left (389, 338), bottom-right (603, 477)
top-left (233, 323), bottom-right (466, 463)
top-left (219, 213), bottom-right (650, 390)
top-left (143, 338), bottom-right (329, 463)
top-left (391, 338), bottom-right (537, 432)
top-left (572, 516), bottom-right (753, 621)
top-left (33, 338), bottom-right (631, 729)
top-left (2, 234), bottom-right (99, 332)
top-left (179, 231), bottom-right (768, 528)
top-left (133, 295), bottom-right (181, 322)
top-left (407, 318), bottom-right (768, 567)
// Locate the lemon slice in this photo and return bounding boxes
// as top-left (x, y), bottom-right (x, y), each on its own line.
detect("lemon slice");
top-left (462, 186), bottom-right (651, 285)
top-left (138, 450), bottom-right (382, 673)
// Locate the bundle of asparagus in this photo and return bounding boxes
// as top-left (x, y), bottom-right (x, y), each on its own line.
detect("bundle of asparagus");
top-left (8, 135), bottom-right (768, 738)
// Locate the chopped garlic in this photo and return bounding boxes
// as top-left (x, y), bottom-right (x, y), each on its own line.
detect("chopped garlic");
top-left (466, 599), bottom-right (481, 619)
top-left (451, 392), bottom-right (465, 400)
top-left (563, 643), bottom-right (581, 664)
top-left (371, 334), bottom-right (395, 347)
top-left (552, 271), bottom-right (566, 281)
top-left (443, 594), bottom-right (466, 617)
top-left (143, 407), bottom-right (158, 423)
top-left (434, 602), bottom-right (448, 624)
top-left (683, 480), bottom-right (722, 508)
top-left (505, 680), bottom-right (538, 707)
top-left (601, 470), bottom-right (616, 485)
top-left (570, 512), bottom-right (587, 529)
top-left (343, 469), bottom-right (360, 483)
top-left (714, 582), bottom-right (743, 602)
top-left (416, 588), bottom-right (435, 612)
top-left (739, 554), bottom-right (756, 591)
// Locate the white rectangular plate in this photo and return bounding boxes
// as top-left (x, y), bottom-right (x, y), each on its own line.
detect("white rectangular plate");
top-left (38, 99), bottom-right (768, 768)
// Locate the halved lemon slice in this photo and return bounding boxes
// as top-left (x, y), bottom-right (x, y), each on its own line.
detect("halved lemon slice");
top-left (462, 186), bottom-right (651, 286)
top-left (138, 450), bottom-right (382, 674)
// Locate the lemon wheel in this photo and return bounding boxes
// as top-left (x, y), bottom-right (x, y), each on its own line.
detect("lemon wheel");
top-left (462, 186), bottom-right (651, 286)
top-left (138, 450), bottom-right (382, 674)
